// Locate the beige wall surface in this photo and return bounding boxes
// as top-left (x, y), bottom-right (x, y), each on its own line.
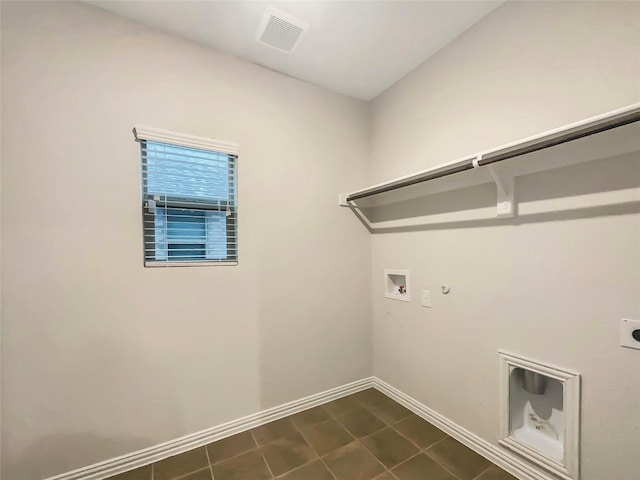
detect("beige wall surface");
top-left (369, 2), bottom-right (640, 480)
top-left (3, 1), bottom-right (640, 480)
top-left (0, 2), bottom-right (371, 479)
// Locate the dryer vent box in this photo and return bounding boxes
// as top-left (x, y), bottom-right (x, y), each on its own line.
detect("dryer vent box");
top-left (498, 351), bottom-right (581, 480)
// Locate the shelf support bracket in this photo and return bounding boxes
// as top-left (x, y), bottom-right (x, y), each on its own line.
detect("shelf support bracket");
top-left (475, 155), bottom-right (515, 218)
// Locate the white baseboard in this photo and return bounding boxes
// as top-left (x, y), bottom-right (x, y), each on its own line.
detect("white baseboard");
top-left (371, 377), bottom-right (557, 480)
top-left (44, 377), bottom-right (374, 480)
top-left (45, 376), bottom-right (557, 480)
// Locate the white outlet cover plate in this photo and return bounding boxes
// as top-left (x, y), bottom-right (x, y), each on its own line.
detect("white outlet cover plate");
top-left (620, 318), bottom-right (640, 350)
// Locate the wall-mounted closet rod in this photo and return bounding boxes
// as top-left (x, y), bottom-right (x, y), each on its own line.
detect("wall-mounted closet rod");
top-left (347, 106), bottom-right (640, 202)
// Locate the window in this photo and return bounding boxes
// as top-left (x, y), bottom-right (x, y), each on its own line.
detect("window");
top-left (133, 125), bottom-right (238, 266)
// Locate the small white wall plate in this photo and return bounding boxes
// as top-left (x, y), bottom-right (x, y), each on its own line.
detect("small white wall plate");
top-left (620, 318), bottom-right (640, 350)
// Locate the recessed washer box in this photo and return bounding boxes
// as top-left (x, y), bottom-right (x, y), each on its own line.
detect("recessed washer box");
top-left (498, 351), bottom-right (580, 480)
top-left (385, 269), bottom-right (410, 302)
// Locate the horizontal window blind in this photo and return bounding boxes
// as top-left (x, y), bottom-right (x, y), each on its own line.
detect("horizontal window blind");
top-left (136, 130), bottom-right (238, 266)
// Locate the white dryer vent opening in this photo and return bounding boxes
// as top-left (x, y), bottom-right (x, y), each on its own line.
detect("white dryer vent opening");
top-left (256, 6), bottom-right (309, 54)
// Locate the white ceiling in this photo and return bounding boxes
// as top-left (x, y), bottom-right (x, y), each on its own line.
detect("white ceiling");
top-left (88, 1), bottom-right (503, 101)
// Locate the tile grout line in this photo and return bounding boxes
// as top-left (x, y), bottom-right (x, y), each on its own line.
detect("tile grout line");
top-left (421, 438), bottom-right (467, 480)
top-left (358, 390), bottom-right (468, 480)
top-left (342, 390), bottom-right (421, 479)
top-left (381, 421), bottom-right (434, 474)
top-left (388, 414), bottom-right (432, 451)
top-left (294, 416), bottom-right (335, 432)
top-left (271, 461), bottom-right (314, 479)
top-left (248, 429), bottom-right (275, 479)
top-left (423, 433), bottom-right (450, 451)
top-left (323, 397), bottom-right (359, 416)
top-left (298, 398), bottom-right (393, 480)
top-left (345, 415), bottom-right (398, 479)
top-left (204, 430), bottom-right (265, 473)
top-left (356, 434), bottom-right (401, 479)
top-left (289, 395), bottom-right (475, 480)
top-left (206, 446), bottom-right (257, 468)
top-left (202, 407), bottom-right (336, 479)
top-left (317, 456), bottom-right (338, 480)
top-left (382, 423), bottom-right (455, 478)
top-left (208, 411), bottom-right (331, 479)
top-left (354, 396), bottom-right (423, 478)
top-left (419, 435), bottom-right (450, 451)
top-left (262, 423), bottom-right (335, 480)
top-left (333, 408), bottom-right (387, 438)
top-left (274, 409), bottom-right (324, 478)
top-left (170, 466), bottom-right (212, 480)
top-left (385, 450), bottom-right (423, 475)
top-left (372, 389), bottom-right (500, 480)
top-left (351, 393), bottom-right (387, 413)
top-left (420, 430), bottom-right (498, 480)
top-left (471, 463), bottom-right (494, 480)
top-left (203, 443), bottom-right (214, 480)
top-left (261, 454), bottom-right (276, 479)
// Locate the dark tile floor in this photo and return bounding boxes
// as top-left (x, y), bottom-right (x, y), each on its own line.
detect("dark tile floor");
top-left (109, 389), bottom-right (517, 480)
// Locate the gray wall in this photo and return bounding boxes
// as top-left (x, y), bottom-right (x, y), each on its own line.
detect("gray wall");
top-left (369, 2), bottom-right (640, 480)
top-left (2, 1), bottom-right (639, 480)
top-left (0, 2), bottom-right (371, 478)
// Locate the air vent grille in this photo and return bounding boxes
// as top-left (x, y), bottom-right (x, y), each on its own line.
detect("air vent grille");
top-left (256, 7), bottom-right (309, 54)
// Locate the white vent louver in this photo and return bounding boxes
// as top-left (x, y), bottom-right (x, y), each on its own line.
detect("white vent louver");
top-left (256, 6), bottom-right (309, 54)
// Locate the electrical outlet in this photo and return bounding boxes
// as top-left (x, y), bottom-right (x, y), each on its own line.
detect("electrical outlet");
top-left (421, 290), bottom-right (431, 308)
top-left (620, 318), bottom-right (640, 350)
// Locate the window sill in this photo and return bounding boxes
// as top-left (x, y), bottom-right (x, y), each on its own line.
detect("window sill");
top-left (144, 260), bottom-right (238, 268)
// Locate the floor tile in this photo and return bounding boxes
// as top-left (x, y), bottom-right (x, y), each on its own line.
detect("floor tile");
top-left (154, 447), bottom-right (209, 480)
top-left (361, 428), bottom-right (419, 469)
top-left (426, 437), bottom-right (490, 480)
top-left (206, 431), bottom-right (256, 463)
top-left (353, 388), bottom-right (389, 406)
top-left (302, 419), bottom-right (354, 455)
top-left (278, 460), bottom-right (334, 480)
top-left (261, 431), bottom-right (317, 476)
top-left (211, 449), bottom-right (271, 480)
top-left (179, 468), bottom-right (213, 480)
top-left (475, 464), bottom-right (519, 480)
top-left (336, 408), bottom-right (386, 438)
top-left (323, 442), bottom-right (385, 480)
top-left (105, 397), bottom-right (513, 480)
top-left (252, 418), bottom-right (298, 446)
top-left (290, 406), bottom-right (331, 430)
top-left (324, 396), bottom-right (361, 417)
top-left (365, 397), bottom-right (412, 425)
top-left (108, 465), bottom-right (152, 480)
top-left (393, 414), bottom-right (447, 448)
top-left (392, 453), bottom-right (456, 480)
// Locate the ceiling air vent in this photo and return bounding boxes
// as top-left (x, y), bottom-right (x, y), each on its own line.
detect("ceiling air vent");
top-left (256, 6), bottom-right (309, 54)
